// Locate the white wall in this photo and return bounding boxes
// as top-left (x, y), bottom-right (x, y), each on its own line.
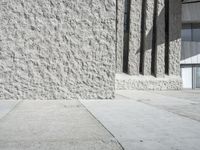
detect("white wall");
top-left (181, 67), bottom-right (192, 89)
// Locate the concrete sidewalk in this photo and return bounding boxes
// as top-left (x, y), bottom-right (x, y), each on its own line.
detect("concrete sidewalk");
top-left (0, 90), bottom-right (200, 150)
top-left (0, 100), bottom-right (122, 150)
top-left (81, 90), bottom-right (200, 150)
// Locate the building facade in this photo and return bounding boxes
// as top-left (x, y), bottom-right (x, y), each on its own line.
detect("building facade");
top-left (116, 0), bottom-right (182, 90)
top-left (0, 0), bottom-right (182, 99)
top-left (181, 0), bottom-right (200, 89)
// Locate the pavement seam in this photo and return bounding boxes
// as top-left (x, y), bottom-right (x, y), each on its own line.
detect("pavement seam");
top-left (79, 100), bottom-right (125, 150)
top-left (0, 100), bottom-right (23, 122)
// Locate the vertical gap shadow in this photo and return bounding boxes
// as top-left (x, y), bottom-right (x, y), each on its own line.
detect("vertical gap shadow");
top-left (165, 0), bottom-right (169, 75)
top-left (151, 0), bottom-right (158, 76)
top-left (123, 0), bottom-right (131, 73)
top-left (139, 0), bottom-right (147, 75)
top-left (116, 0), bottom-right (118, 71)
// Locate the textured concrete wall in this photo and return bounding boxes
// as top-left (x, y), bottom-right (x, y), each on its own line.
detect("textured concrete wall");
top-left (116, 0), bottom-right (182, 90)
top-left (0, 0), bottom-right (116, 99)
top-left (128, 0), bottom-right (142, 75)
top-left (169, 0), bottom-right (181, 76)
top-left (116, 0), bottom-right (125, 73)
top-left (155, 0), bottom-right (165, 77)
top-left (116, 74), bottom-right (182, 90)
top-left (143, 0), bottom-right (155, 75)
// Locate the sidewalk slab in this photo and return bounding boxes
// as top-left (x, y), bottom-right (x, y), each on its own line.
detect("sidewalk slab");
top-left (0, 100), bottom-right (122, 150)
top-left (0, 101), bottom-right (20, 119)
top-left (81, 91), bottom-right (200, 150)
top-left (150, 90), bottom-right (200, 102)
top-left (118, 90), bottom-right (200, 122)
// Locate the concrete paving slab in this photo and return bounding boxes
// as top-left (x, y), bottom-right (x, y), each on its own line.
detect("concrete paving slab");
top-left (81, 91), bottom-right (200, 150)
top-left (1, 90), bottom-right (200, 150)
top-left (0, 101), bottom-right (20, 119)
top-left (117, 90), bottom-right (199, 106)
top-left (118, 90), bottom-right (200, 122)
top-left (0, 100), bottom-right (122, 150)
top-left (150, 90), bottom-right (200, 102)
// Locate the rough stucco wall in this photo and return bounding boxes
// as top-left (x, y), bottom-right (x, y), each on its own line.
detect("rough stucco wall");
top-left (115, 0), bottom-right (182, 90)
top-left (143, 0), bottom-right (154, 75)
top-left (116, 0), bottom-right (125, 73)
top-left (116, 74), bottom-right (182, 90)
top-left (155, 0), bottom-right (165, 77)
top-left (169, 0), bottom-right (181, 76)
top-left (128, 0), bottom-right (142, 75)
top-left (0, 0), bottom-right (116, 100)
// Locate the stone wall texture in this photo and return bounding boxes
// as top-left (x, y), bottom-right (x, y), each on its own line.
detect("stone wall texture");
top-left (169, 0), bottom-right (182, 76)
top-left (143, 0), bottom-right (154, 75)
top-left (155, 0), bottom-right (165, 77)
top-left (0, 0), bottom-right (182, 99)
top-left (116, 0), bottom-right (125, 73)
top-left (116, 0), bottom-right (182, 90)
top-left (116, 74), bottom-right (182, 90)
top-left (128, 0), bottom-right (142, 75)
top-left (0, 0), bottom-right (116, 99)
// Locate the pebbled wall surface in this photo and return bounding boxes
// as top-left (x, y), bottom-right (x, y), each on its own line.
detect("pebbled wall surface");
top-left (155, 0), bottom-right (165, 77)
top-left (0, 0), bottom-right (116, 100)
top-left (143, 0), bottom-right (154, 75)
top-left (128, 0), bottom-right (142, 75)
top-left (116, 74), bottom-right (182, 90)
top-left (116, 0), bottom-right (182, 90)
top-left (169, 0), bottom-right (182, 76)
top-left (116, 0), bottom-right (125, 73)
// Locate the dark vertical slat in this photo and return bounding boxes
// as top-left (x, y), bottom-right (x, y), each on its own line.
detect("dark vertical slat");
top-left (151, 0), bottom-right (158, 76)
top-left (165, 0), bottom-right (169, 75)
top-left (116, 0), bottom-right (118, 72)
top-left (139, 0), bottom-right (147, 75)
top-left (123, 0), bottom-right (131, 73)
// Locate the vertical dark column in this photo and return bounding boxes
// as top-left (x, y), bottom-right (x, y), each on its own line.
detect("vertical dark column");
top-left (139, 0), bottom-right (147, 75)
top-left (165, 0), bottom-right (169, 75)
top-left (123, 0), bottom-right (131, 73)
top-left (151, 0), bottom-right (158, 76)
top-left (116, 0), bottom-right (118, 72)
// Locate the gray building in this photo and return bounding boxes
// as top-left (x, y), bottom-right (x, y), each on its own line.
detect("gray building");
top-left (181, 0), bottom-right (200, 89)
top-left (0, 0), bottom-right (182, 99)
